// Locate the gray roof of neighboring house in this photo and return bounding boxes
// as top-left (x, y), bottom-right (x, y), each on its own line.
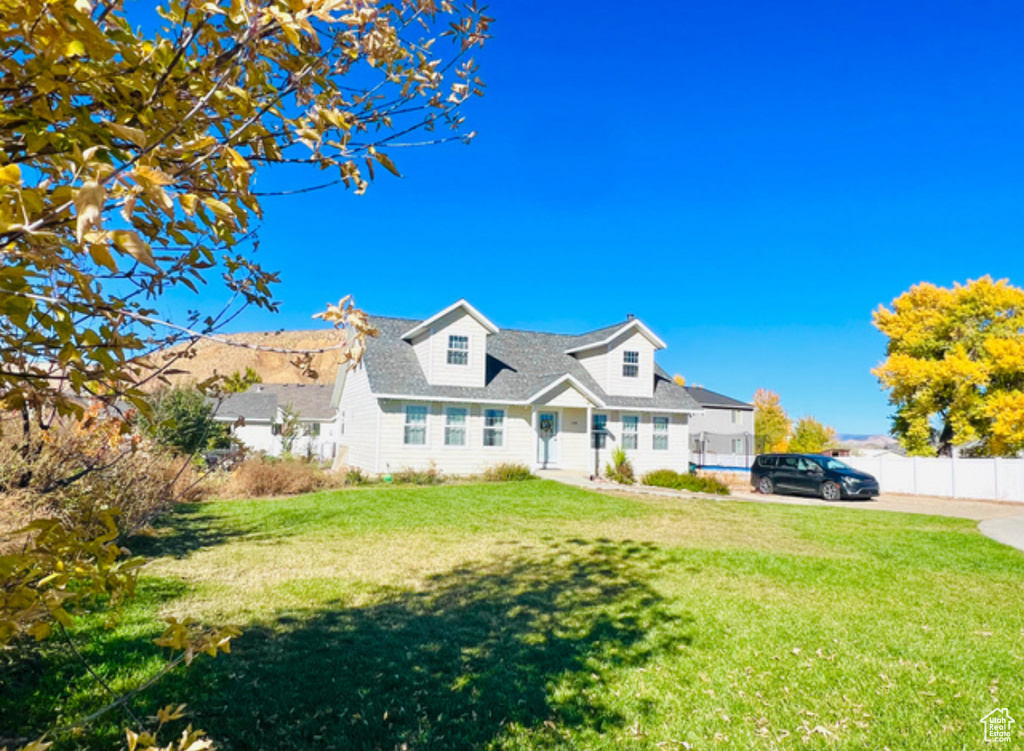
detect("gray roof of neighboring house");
top-left (214, 390), bottom-right (277, 421)
top-left (215, 383), bottom-right (335, 422)
top-left (685, 386), bottom-right (753, 410)
top-left (360, 316), bottom-right (703, 412)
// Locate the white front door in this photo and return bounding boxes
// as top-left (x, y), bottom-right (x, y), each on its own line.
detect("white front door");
top-left (537, 411), bottom-right (560, 468)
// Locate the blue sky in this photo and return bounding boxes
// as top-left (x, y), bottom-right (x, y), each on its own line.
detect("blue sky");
top-left (163, 0), bottom-right (1024, 435)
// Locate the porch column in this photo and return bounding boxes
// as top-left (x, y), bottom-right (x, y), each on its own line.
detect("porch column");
top-left (531, 406), bottom-right (538, 470)
top-left (586, 404), bottom-right (593, 478)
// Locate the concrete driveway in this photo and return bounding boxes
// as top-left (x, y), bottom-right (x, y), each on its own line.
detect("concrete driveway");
top-left (541, 471), bottom-right (1024, 555)
top-left (727, 488), bottom-right (1024, 554)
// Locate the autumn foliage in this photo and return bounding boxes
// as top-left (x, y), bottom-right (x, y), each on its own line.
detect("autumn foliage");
top-left (0, 0), bottom-right (488, 747)
top-left (753, 389), bottom-right (791, 453)
top-left (873, 276), bottom-right (1024, 456)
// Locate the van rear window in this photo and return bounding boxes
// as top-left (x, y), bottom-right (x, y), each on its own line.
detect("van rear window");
top-left (756, 456), bottom-right (777, 467)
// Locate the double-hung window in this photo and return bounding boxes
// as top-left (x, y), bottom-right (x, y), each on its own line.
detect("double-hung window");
top-left (592, 413), bottom-right (608, 449)
top-left (447, 335), bottom-right (469, 365)
top-left (730, 409), bottom-right (742, 424)
top-left (404, 405), bottom-right (428, 445)
top-left (731, 437), bottom-right (744, 454)
top-left (483, 408), bottom-right (504, 447)
top-left (622, 350), bottom-right (639, 378)
top-left (622, 415), bottom-right (639, 450)
top-left (445, 407), bottom-right (468, 446)
top-left (652, 416), bottom-right (669, 451)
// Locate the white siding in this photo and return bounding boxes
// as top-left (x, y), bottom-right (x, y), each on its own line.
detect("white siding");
top-left (336, 363), bottom-right (379, 471)
top-left (376, 401), bottom-right (533, 475)
top-left (575, 349), bottom-right (607, 392)
top-left (232, 422), bottom-right (279, 455)
top-left (588, 411), bottom-right (691, 477)
top-left (557, 407), bottom-right (591, 473)
top-left (535, 381), bottom-right (593, 409)
top-left (411, 331), bottom-right (431, 382)
top-left (606, 330), bottom-right (656, 398)
top-left (418, 309), bottom-right (490, 388)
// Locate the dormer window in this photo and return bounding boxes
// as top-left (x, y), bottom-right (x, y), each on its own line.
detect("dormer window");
top-left (447, 335), bottom-right (469, 365)
top-left (623, 350), bottom-right (639, 378)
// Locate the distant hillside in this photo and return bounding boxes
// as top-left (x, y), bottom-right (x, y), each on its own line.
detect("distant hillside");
top-left (837, 434), bottom-right (901, 451)
top-left (151, 329), bottom-right (349, 388)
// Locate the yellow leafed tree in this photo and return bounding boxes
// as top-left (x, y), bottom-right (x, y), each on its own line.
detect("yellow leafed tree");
top-left (753, 388), bottom-right (791, 453)
top-left (873, 276), bottom-right (1024, 456)
top-left (0, 1), bottom-right (489, 747)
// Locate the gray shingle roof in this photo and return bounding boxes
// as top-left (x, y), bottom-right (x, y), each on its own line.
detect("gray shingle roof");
top-left (215, 383), bottom-right (335, 421)
top-left (214, 391), bottom-right (277, 421)
top-left (361, 316), bottom-right (702, 412)
top-left (685, 386), bottom-right (753, 410)
top-left (258, 384), bottom-right (336, 419)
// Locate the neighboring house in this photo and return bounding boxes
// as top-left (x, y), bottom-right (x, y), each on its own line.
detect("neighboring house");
top-left (215, 383), bottom-right (338, 460)
top-left (333, 299), bottom-right (704, 476)
top-left (685, 386), bottom-right (755, 469)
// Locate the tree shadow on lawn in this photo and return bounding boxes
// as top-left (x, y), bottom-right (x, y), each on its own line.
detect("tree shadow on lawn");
top-left (130, 502), bottom-right (255, 560)
top-left (0, 577), bottom-right (191, 746)
top-left (162, 538), bottom-right (693, 751)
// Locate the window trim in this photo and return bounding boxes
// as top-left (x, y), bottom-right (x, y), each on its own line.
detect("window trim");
top-left (403, 404), bottom-right (429, 446)
top-left (447, 334), bottom-right (469, 366)
top-left (483, 407), bottom-right (505, 448)
top-left (622, 350), bottom-right (640, 378)
top-left (444, 405), bottom-right (469, 448)
top-left (621, 414), bottom-right (639, 451)
top-left (652, 414), bottom-right (670, 451)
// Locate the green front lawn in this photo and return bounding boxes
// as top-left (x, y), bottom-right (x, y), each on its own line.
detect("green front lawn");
top-left (3, 481), bottom-right (1023, 750)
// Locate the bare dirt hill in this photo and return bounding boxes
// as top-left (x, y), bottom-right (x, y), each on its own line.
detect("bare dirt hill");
top-left (155, 329), bottom-right (347, 387)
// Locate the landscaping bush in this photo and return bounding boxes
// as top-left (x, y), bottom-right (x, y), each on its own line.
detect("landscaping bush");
top-left (640, 469), bottom-right (730, 495)
top-left (391, 463), bottom-right (444, 485)
top-left (0, 406), bottom-right (208, 538)
top-left (604, 446), bottom-right (635, 485)
top-left (227, 456), bottom-right (343, 498)
top-left (480, 463), bottom-right (537, 482)
top-left (344, 467), bottom-right (371, 486)
top-left (138, 384), bottom-right (231, 456)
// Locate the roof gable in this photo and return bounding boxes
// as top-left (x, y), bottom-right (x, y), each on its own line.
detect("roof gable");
top-left (400, 299), bottom-right (499, 341)
top-left (564, 318), bottom-right (666, 354)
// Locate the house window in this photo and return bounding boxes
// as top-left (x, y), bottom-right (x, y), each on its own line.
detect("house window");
top-left (592, 413), bottom-right (608, 449)
top-left (622, 350), bottom-right (639, 378)
top-left (731, 437), bottom-right (743, 453)
top-left (340, 410), bottom-right (345, 435)
top-left (404, 405), bottom-right (428, 445)
top-left (622, 415), bottom-right (639, 450)
top-left (653, 416), bottom-right (669, 450)
top-left (447, 335), bottom-right (469, 365)
top-left (445, 407), bottom-right (468, 446)
top-left (483, 409), bottom-right (504, 447)
top-left (730, 410), bottom-right (742, 424)
top-left (305, 422), bottom-right (321, 437)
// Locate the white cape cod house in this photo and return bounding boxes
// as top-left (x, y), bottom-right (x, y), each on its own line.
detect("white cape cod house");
top-left (333, 300), bottom-right (704, 476)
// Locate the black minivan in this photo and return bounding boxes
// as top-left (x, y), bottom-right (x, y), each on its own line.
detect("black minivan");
top-left (750, 454), bottom-right (879, 501)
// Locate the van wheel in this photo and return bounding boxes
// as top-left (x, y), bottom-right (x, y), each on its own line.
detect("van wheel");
top-left (821, 481), bottom-right (841, 501)
top-left (757, 477), bottom-right (774, 494)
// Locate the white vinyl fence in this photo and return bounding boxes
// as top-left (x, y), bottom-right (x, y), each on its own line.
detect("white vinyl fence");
top-left (844, 455), bottom-right (1024, 503)
top-left (696, 453), bottom-right (752, 471)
